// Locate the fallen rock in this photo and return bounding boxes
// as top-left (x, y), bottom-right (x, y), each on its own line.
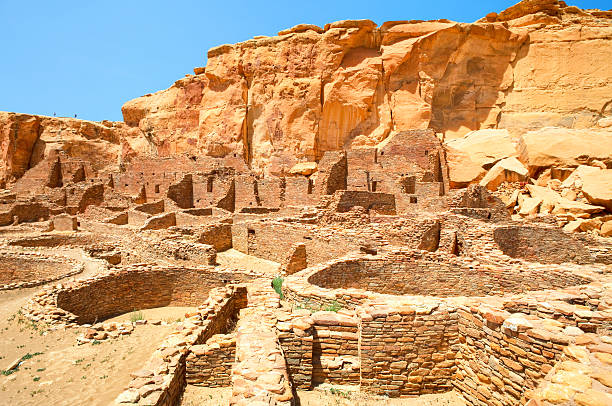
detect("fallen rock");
top-left (601, 221), bottom-right (612, 237)
top-left (581, 169), bottom-right (612, 211)
top-left (553, 199), bottom-right (605, 216)
top-left (479, 157), bottom-right (529, 191)
top-left (115, 389), bottom-right (140, 403)
top-left (561, 165), bottom-right (602, 188)
top-left (288, 162), bottom-right (318, 176)
top-left (579, 218), bottom-right (603, 232)
top-left (445, 129), bottom-right (524, 169)
top-left (445, 147), bottom-right (486, 188)
top-left (519, 197), bottom-right (542, 217)
top-left (523, 128), bottom-right (612, 173)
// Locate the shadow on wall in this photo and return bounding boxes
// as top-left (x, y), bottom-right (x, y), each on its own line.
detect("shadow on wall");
top-left (493, 226), bottom-right (599, 265)
top-left (55, 268), bottom-right (254, 324)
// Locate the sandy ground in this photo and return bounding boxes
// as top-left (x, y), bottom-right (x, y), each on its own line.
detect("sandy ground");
top-left (180, 385), bottom-right (466, 406)
top-left (297, 388), bottom-right (466, 406)
top-left (106, 306), bottom-right (195, 324)
top-left (0, 248), bottom-right (192, 406)
top-left (216, 249), bottom-right (281, 274)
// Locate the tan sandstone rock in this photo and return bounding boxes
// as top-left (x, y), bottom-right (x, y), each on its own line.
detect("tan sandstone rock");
top-left (522, 128), bottom-right (612, 172)
top-left (479, 157), bottom-right (528, 190)
top-left (580, 170), bottom-right (612, 211)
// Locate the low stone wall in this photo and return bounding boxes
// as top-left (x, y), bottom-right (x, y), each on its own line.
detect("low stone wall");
top-left (7, 233), bottom-right (99, 248)
top-left (527, 335), bottom-right (612, 406)
top-left (153, 239), bottom-right (217, 265)
top-left (25, 265), bottom-right (257, 325)
top-left (197, 222), bottom-right (232, 251)
top-left (276, 311), bottom-right (315, 390)
top-left (232, 221), bottom-right (352, 266)
top-left (115, 285), bottom-right (248, 406)
top-left (231, 308), bottom-right (293, 406)
top-left (186, 333), bottom-right (236, 387)
top-left (0, 250), bottom-right (83, 290)
top-left (493, 226), bottom-right (600, 264)
top-left (140, 212), bottom-right (176, 230)
top-left (302, 249), bottom-right (593, 299)
top-left (311, 311), bottom-right (360, 385)
top-left (359, 303), bottom-right (459, 397)
top-left (455, 306), bottom-right (572, 406)
top-left (331, 190), bottom-right (397, 215)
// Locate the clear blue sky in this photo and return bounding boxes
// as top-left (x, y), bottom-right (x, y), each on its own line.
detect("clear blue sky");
top-left (0, 0), bottom-right (608, 122)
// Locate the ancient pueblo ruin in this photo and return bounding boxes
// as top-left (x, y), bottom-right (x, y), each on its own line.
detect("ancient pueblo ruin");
top-left (0, 1), bottom-right (611, 405)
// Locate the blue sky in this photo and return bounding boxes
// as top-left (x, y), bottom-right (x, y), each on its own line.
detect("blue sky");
top-left (0, 0), bottom-right (609, 122)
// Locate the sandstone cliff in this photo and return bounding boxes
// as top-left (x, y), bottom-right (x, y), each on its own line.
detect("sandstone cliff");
top-left (120, 0), bottom-right (612, 175)
top-left (0, 112), bottom-right (146, 185)
top-left (2, 0), bottom-right (612, 183)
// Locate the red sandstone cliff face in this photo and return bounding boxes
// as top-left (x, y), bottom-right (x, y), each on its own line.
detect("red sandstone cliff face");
top-left (2, 0), bottom-right (612, 183)
top-left (119, 0), bottom-right (612, 176)
top-left (0, 112), bottom-right (142, 185)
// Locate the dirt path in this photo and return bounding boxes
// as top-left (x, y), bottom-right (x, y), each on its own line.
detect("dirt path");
top-left (297, 389), bottom-right (466, 405)
top-left (0, 248), bottom-right (183, 406)
top-left (180, 386), bottom-right (466, 406)
top-left (216, 249), bottom-right (280, 274)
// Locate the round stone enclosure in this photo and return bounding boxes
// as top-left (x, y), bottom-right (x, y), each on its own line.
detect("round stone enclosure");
top-left (307, 251), bottom-right (593, 297)
top-left (0, 254), bottom-right (76, 286)
top-left (54, 266), bottom-right (255, 324)
top-left (493, 226), bottom-right (605, 265)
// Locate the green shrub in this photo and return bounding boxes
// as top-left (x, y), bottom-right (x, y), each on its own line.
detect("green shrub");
top-left (129, 310), bottom-right (144, 323)
top-left (322, 300), bottom-right (342, 313)
top-left (272, 277), bottom-right (284, 299)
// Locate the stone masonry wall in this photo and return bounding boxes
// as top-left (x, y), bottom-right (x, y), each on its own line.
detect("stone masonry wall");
top-left (493, 226), bottom-right (601, 265)
top-left (49, 266), bottom-right (254, 324)
top-left (311, 311), bottom-right (360, 385)
top-left (359, 303), bottom-right (459, 397)
top-left (197, 222), bottom-right (233, 251)
top-left (186, 333), bottom-right (236, 387)
top-left (455, 307), bottom-right (572, 406)
top-left (232, 221), bottom-right (358, 266)
top-left (115, 285), bottom-right (247, 406)
top-left (276, 311), bottom-right (315, 390)
top-left (306, 250), bottom-right (593, 298)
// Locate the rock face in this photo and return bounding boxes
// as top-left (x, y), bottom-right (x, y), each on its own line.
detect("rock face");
top-left (118, 0), bottom-right (612, 175)
top-left (1, 0), bottom-right (612, 182)
top-left (0, 112), bottom-right (138, 185)
top-left (522, 128), bottom-right (612, 172)
top-left (581, 170), bottom-right (612, 211)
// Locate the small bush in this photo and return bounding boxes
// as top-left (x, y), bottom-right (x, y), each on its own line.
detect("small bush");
top-left (21, 352), bottom-right (43, 361)
top-left (272, 277), bottom-right (284, 299)
top-left (129, 310), bottom-right (144, 323)
top-left (322, 300), bottom-right (342, 313)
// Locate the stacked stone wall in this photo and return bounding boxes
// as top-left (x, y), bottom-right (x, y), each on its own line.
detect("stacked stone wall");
top-left (359, 304), bottom-right (459, 396)
top-left (455, 307), bottom-right (571, 406)
top-left (197, 222), bottom-right (233, 251)
top-left (116, 285), bottom-right (247, 406)
top-left (494, 226), bottom-right (604, 264)
top-left (0, 251), bottom-right (83, 290)
top-left (305, 250), bottom-right (592, 298)
top-left (186, 334), bottom-right (236, 387)
top-left (311, 312), bottom-right (360, 385)
top-left (26, 266), bottom-right (255, 325)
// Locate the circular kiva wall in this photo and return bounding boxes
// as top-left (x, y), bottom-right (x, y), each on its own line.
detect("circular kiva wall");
top-left (493, 226), bottom-right (601, 265)
top-left (0, 252), bottom-right (82, 290)
top-left (306, 251), bottom-right (593, 298)
top-left (52, 266), bottom-right (255, 324)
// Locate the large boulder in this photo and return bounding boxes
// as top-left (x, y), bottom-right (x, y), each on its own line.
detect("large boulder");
top-left (480, 157), bottom-right (529, 191)
top-left (522, 128), bottom-right (612, 172)
top-left (445, 129), bottom-right (525, 188)
top-left (581, 170), bottom-right (612, 211)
